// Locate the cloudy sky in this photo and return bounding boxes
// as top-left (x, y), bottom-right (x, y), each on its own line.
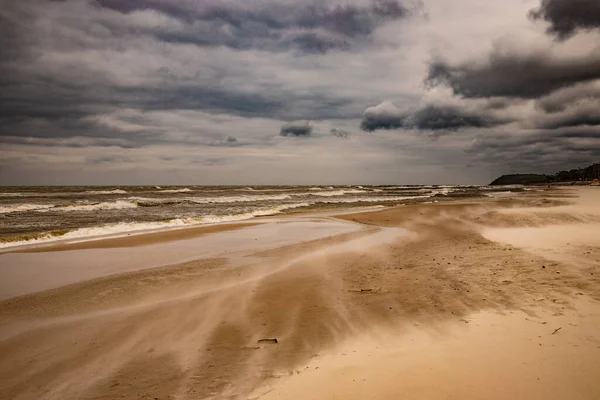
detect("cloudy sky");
top-left (1, 0), bottom-right (599, 185)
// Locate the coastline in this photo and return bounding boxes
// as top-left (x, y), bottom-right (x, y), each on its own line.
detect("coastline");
top-left (0, 204), bottom-right (394, 254)
top-left (0, 185), bottom-right (519, 252)
top-left (1, 187), bottom-right (599, 399)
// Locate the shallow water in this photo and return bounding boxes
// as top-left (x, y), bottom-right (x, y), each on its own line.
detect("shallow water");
top-left (0, 185), bottom-right (515, 247)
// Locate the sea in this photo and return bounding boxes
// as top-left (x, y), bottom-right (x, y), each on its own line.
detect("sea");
top-left (0, 185), bottom-right (521, 248)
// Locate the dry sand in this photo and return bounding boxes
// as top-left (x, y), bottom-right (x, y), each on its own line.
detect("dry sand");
top-left (1, 187), bottom-right (600, 399)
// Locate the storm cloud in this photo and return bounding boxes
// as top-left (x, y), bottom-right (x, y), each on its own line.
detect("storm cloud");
top-left (404, 104), bottom-right (507, 131)
top-left (468, 127), bottom-right (600, 171)
top-left (1, 0), bottom-right (599, 185)
top-left (536, 81), bottom-right (600, 113)
top-left (280, 121), bottom-right (313, 137)
top-left (414, 0), bottom-right (600, 171)
top-left (529, 0), bottom-right (600, 39)
top-left (426, 47), bottom-right (600, 99)
top-left (360, 101), bottom-right (406, 131)
top-left (0, 0), bottom-right (367, 152)
top-left (93, 0), bottom-right (418, 54)
top-left (360, 102), bottom-right (508, 132)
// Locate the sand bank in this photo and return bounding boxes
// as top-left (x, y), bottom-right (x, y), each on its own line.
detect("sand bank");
top-left (0, 187), bottom-right (599, 399)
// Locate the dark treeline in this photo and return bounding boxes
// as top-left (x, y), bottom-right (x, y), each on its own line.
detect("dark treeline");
top-left (491, 162), bottom-right (600, 185)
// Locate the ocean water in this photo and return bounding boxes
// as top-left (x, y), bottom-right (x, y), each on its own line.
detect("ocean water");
top-left (0, 185), bottom-right (521, 248)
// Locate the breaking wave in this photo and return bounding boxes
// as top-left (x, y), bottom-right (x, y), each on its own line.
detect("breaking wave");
top-left (316, 195), bottom-right (429, 204)
top-left (0, 191), bottom-right (438, 215)
top-left (159, 188), bottom-right (193, 193)
top-left (131, 194), bottom-right (293, 206)
top-left (85, 189), bottom-right (128, 195)
top-left (0, 203), bottom-right (310, 249)
top-left (38, 200), bottom-right (139, 212)
top-left (0, 204), bottom-right (54, 214)
top-left (300, 189), bottom-right (367, 197)
top-left (0, 193), bottom-right (25, 197)
top-left (484, 191), bottom-right (513, 198)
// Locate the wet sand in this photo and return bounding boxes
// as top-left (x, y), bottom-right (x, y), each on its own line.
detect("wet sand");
top-left (7, 222), bottom-right (261, 253)
top-left (1, 187), bottom-right (599, 399)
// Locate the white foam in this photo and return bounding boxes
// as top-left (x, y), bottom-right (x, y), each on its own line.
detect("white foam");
top-left (85, 189), bottom-right (128, 195)
top-left (301, 189), bottom-right (367, 197)
top-left (484, 191), bottom-right (514, 198)
top-left (188, 194), bottom-right (293, 203)
top-left (0, 193), bottom-right (25, 197)
top-left (386, 186), bottom-right (415, 190)
top-left (430, 188), bottom-right (456, 196)
top-left (159, 188), bottom-right (193, 193)
top-left (200, 202), bottom-right (310, 223)
top-left (35, 200), bottom-right (138, 213)
top-left (317, 195), bottom-right (429, 204)
top-left (0, 204), bottom-right (54, 214)
top-left (131, 194), bottom-right (295, 205)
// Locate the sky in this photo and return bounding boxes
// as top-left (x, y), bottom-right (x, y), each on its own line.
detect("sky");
top-left (1, 0), bottom-right (599, 185)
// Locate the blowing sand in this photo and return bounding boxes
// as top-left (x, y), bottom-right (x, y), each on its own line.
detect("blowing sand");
top-left (1, 187), bottom-right (599, 399)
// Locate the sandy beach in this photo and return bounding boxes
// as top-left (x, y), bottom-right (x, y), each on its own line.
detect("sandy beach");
top-left (1, 187), bottom-right (600, 399)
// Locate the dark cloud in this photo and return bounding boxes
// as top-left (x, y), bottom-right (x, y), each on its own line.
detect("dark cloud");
top-left (87, 155), bottom-right (134, 164)
top-left (467, 128), bottom-right (600, 171)
top-left (536, 105), bottom-right (600, 129)
top-left (0, 54), bottom-right (355, 147)
top-left (280, 121), bottom-right (313, 137)
top-left (426, 48), bottom-right (600, 99)
top-left (535, 83), bottom-right (600, 113)
top-left (528, 82), bottom-right (600, 130)
top-left (360, 101), bottom-right (406, 131)
top-left (404, 104), bottom-right (506, 131)
top-left (93, 0), bottom-right (417, 54)
top-left (529, 0), bottom-right (600, 39)
top-left (331, 128), bottom-right (349, 138)
top-left (287, 33), bottom-right (350, 54)
top-left (360, 102), bottom-right (508, 132)
top-left (0, 135), bottom-right (138, 149)
top-left (483, 98), bottom-right (523, 110)
top-left (0, 0), bottom-right (367, 150)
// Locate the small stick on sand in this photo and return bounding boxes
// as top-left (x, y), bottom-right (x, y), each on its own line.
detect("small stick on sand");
top-left (525, 318), bottom-right (547, 325)
top-left (258, 338), bottom-right (278, 344)
top-left (551, 327), bottom-right (562, 335)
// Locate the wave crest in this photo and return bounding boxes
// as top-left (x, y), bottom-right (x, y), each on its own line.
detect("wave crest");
top-left (159, 188), bottom-right (193, 193)
top-left (0, 203), bottom-right (310, 249)
top-left (0, 204), bottom-right (54, 214)
top-left (302, 189), bottom-right (367, 197)
top-left (85, 189), bottom-right (128, 195)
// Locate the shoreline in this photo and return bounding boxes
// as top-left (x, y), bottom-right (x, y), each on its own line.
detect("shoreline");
top-left (1, 187), bottom-right (599, 399)
top-left (0, 204), bottom-right (393, 254)
top-left (0, 184), bottom-right (526, 253)
top-left (0, 186), bottom-right (527, 255)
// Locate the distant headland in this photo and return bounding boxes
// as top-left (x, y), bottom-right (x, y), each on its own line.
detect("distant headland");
top-left (490, 162), bottom-right (600, 185)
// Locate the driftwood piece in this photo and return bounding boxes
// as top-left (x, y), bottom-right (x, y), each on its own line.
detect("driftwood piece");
top-left (525, 318), bottom-right (547, 325)
top-left (258, 338), bottom-right (278, 344)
